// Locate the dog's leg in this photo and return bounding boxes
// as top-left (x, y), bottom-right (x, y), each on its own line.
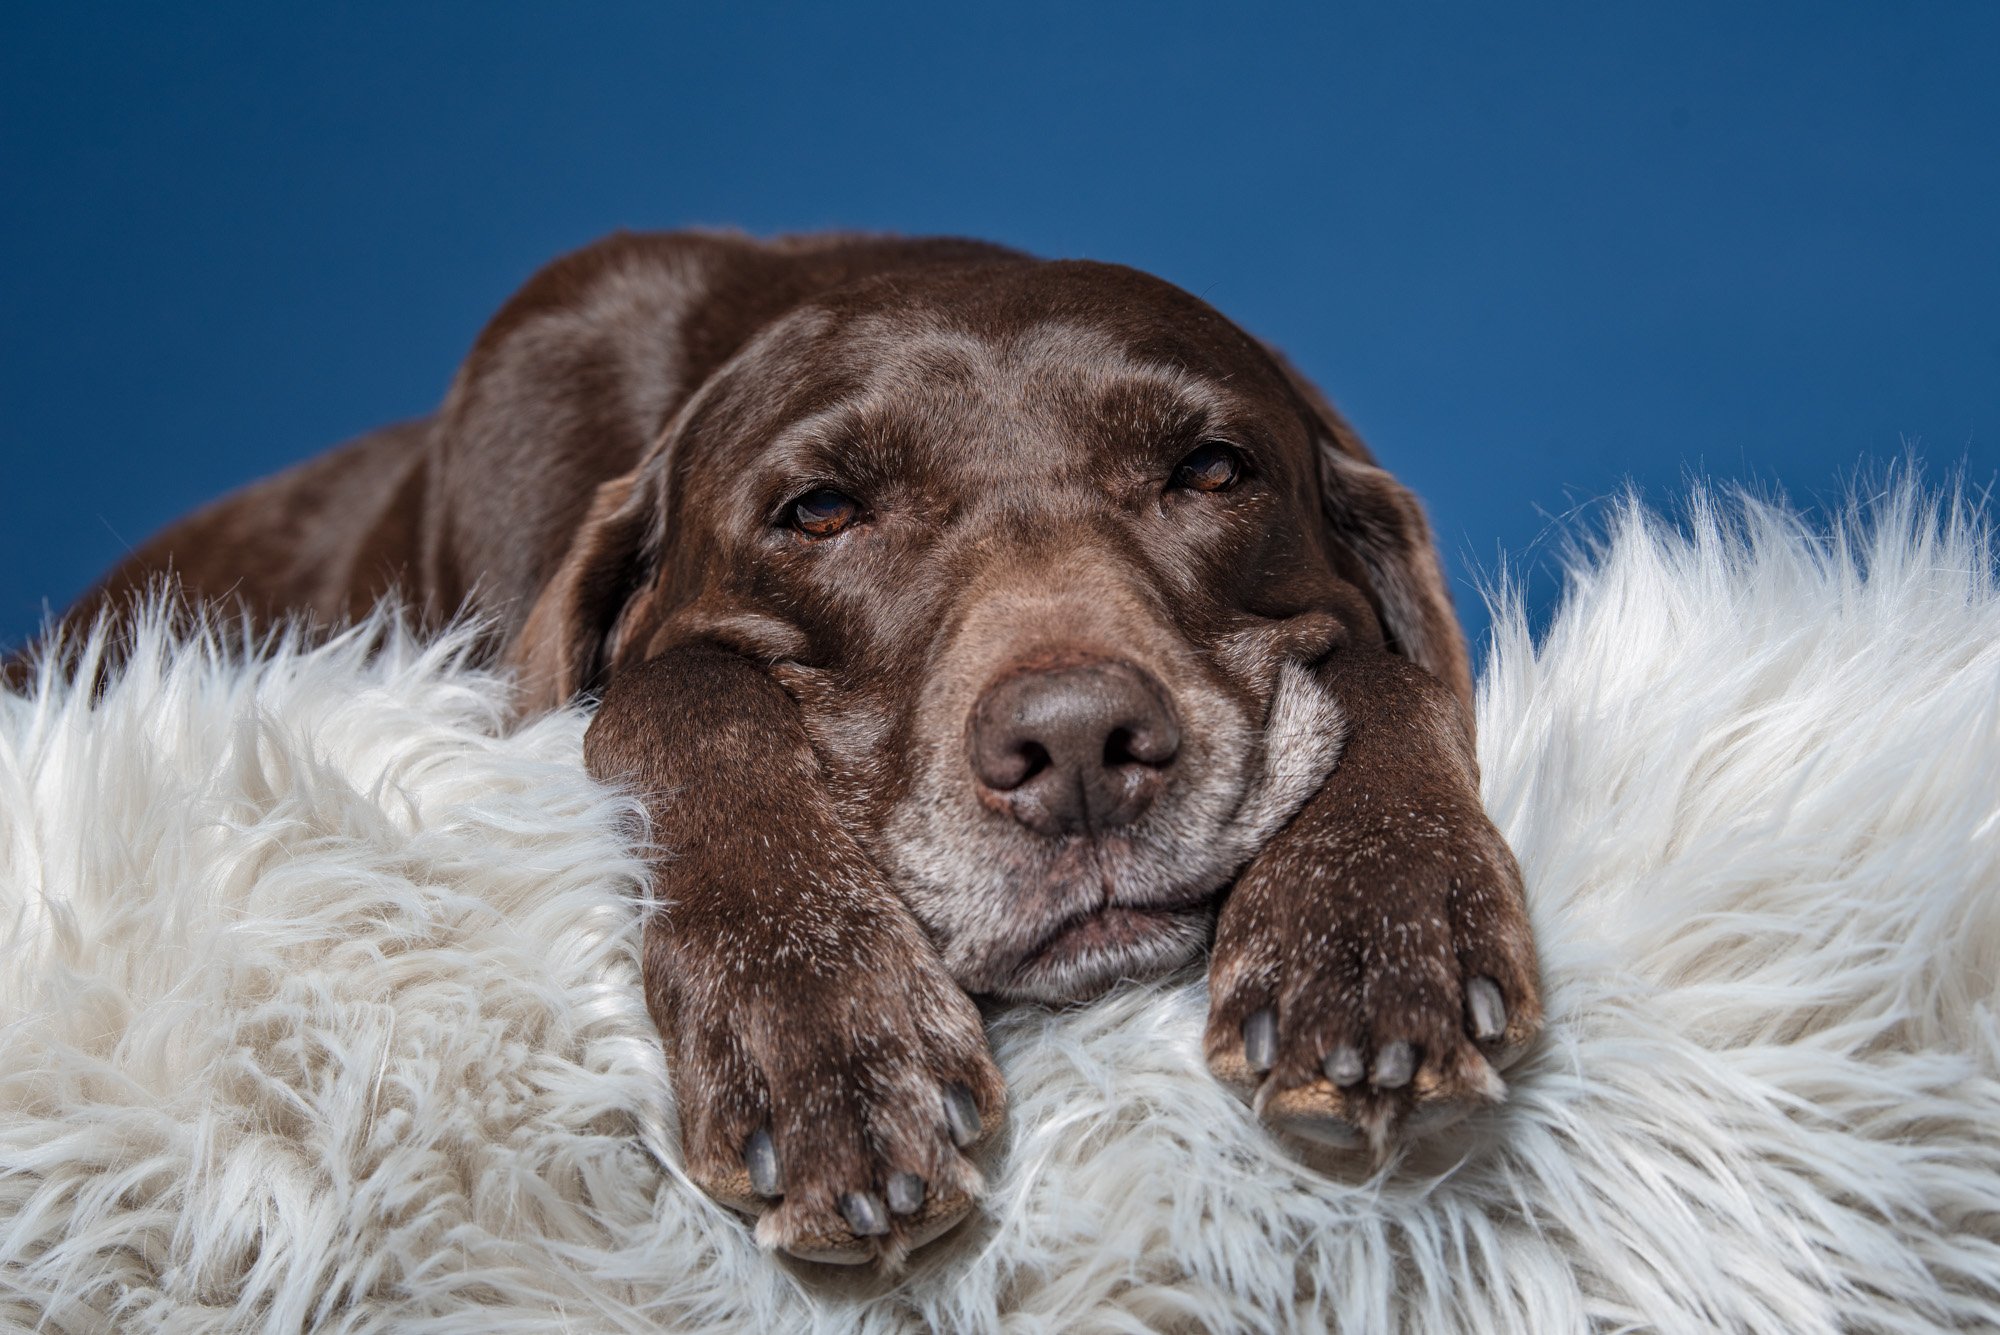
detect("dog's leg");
top-left (585, 645), bottom-right (1005, 1267)
top-left (1204, 648), bottom-right (1543, 1156)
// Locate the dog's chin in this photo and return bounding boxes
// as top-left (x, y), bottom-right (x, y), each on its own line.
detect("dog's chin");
top-left (985, 904), bottom-right (1213, 1004)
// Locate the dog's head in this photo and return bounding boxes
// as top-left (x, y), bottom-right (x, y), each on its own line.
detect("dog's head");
top-left (517, 259), bottom-right (1468, 1002)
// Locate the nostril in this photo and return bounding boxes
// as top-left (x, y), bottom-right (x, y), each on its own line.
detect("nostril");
top-left (1105, 723), bottom-right (1177, 770)
top-left (1011, 740), bottom-right (1052, 788)
top-left (977, 737), bottom-right (1050, 792)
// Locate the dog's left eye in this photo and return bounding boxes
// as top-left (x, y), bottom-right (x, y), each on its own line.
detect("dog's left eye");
top-left (1170, 441), bottom-right (1245, 493)
top-left (787, 487), bottom-right (862, 538)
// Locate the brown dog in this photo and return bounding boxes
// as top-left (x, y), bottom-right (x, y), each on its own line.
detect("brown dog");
top-left (52, 230), bottom-right (1541, 1266)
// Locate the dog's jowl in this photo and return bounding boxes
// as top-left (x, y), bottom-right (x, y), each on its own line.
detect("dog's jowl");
top-left (57, 231), bottom-right (1544, 1266)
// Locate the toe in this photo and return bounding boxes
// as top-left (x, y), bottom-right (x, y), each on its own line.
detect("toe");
top-left (1322, 1043), bottom-right (1365, 1087)
top-left (942, 1082), bottom-right (983, 1148)
top-left (886, 1171), bottom-right (926, 1216)
top-left (839, 1191), bottom-right (889, 1238)
top-left (1466, 976), bottom-right (1507, 1042)
top-left (1371, 1040), bottom-right (1416, 1090)
top-left (744, 1128), bottom-right (781, 1198)
top-left (1242, 1009), bottom-right (1279, 1073)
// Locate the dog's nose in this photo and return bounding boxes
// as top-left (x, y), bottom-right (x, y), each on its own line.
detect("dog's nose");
top-left (968, 660), bottom-right (1180, 836)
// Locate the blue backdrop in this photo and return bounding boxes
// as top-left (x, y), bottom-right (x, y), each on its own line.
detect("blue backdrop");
top-left (5, 3), bottom-right (1996, 658)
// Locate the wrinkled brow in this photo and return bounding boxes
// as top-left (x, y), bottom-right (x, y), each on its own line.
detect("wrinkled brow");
top-left (752, 395), bottom-right (930, 506)
top-left (754, 318), bottom-right (1267, 496)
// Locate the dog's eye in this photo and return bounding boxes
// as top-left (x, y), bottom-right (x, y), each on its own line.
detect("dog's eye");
top-left (1170, 441), bottom-right (1245, 493)
top-left (787, 487), bottom-right (862, 538)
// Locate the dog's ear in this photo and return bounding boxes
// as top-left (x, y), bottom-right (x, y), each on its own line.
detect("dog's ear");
top-left (504, 468), bottom-right (661, 714)
top-left (1266, 348), bottom-right (1475, 734)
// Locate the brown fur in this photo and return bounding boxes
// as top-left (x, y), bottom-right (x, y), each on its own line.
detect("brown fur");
top-left (45, 230), bottom-right (1542, 1266)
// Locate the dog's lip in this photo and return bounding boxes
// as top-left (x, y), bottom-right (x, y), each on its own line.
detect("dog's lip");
top-left (1009, 895), bottom-right (1212, 979)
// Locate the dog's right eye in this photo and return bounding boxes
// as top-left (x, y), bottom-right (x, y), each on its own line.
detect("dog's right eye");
top-left (787, 488), bottom-right (862, 539)
top-left (1170, 441), bottom-right (1246, 493)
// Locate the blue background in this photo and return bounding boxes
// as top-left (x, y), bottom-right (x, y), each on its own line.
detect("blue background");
top-left (5, 3), bottom-right (1997, 659)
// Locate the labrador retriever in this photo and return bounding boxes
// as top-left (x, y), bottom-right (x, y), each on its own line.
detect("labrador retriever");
top-left (49, 230), bottom-right (1542, 1266)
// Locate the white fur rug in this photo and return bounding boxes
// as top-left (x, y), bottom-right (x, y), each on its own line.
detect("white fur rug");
top-left (3, 483), bottom-right (1998, 1333)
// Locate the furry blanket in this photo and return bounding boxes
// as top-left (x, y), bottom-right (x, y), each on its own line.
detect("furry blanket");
top-left (3, 483), bottom-right (1997, 1333)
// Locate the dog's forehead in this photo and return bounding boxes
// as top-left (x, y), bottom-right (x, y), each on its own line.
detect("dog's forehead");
top-left (761, 333), bottom-right (1187, 500)
top-left (755, 284), bottom-right (1297, 489)
top-left (839, 317), bottom-right (1232, 419)
top-left (821, 260), bottom-right (1278, 392)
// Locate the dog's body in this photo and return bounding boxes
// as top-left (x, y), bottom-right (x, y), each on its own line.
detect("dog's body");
top-left (55, 231), bottom-right (1541, 1265)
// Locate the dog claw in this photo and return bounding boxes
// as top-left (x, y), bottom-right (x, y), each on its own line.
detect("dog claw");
top-left (1467, 976), bottom-right (1507, 1041)
top-left (744, 1128), bottom-right (780, 1198)
top-left (943, 1083), bottom-right (982, 1147)
top-left (1323, 1044), bottom-right (1365, 1087)
top-left (1372, 1040), bottom-right (1415, 1089)
top-left (1242, 1009), bottom-right (1278, 1073)
top-left (839, 1191), bottom-right (889, 1237)
top-left (886, 1171), bottom-right (926, 1215)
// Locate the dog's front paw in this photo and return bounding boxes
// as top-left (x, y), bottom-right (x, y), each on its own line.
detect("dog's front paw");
top-left (656, 914), bottom-right (1006, 1268)
top-left (1204, 795), bottom-right (1542, 1159)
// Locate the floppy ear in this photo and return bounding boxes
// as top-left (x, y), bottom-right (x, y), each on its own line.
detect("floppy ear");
top-left (1266, 349), bottom-right (1476, 735)
top-left (503, 468), bottom-right (661, 714)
